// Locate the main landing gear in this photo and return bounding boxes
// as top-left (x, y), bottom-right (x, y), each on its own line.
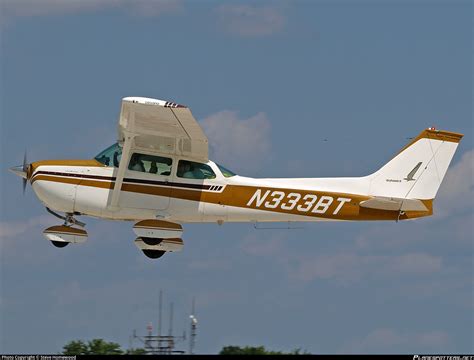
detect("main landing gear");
top-left (133, 220), bottom-right (184, 260)
top-left (142, 250), bottom-right (166, 259)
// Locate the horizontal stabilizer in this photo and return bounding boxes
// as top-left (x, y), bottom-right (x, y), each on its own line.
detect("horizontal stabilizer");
top-left (360, 197), bottom-right (428, 212)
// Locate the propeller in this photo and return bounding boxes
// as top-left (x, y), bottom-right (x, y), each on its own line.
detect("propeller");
top-left (9, 150), bottom-right (30, 194)
top-left (22, 150), bottom-right (28, 194)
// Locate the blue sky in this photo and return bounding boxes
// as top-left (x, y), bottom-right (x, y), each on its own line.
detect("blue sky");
top-left (0, 0), bottom-right (472, 354)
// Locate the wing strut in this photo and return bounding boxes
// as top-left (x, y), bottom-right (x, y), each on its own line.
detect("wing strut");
top-left (109, 133), bottom-right (134, 209)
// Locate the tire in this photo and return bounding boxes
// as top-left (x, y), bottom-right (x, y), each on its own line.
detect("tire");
top-left (51, 241), bottom-right (69, 248)
top-left (142, 250), bottom-right (165, 259)
top-left (142, 237), bottom-right (163, 246)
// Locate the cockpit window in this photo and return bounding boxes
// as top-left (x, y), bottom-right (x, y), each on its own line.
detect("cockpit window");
top-left (216, 163), bottom-right (236, 177)
top-left (128, 153), bottom-right (172, 176)
top-left (94, 143), bottom-right (122, 167)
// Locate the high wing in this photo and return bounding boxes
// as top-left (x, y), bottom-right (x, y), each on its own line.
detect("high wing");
top-left (118, 96), bottom-right (208, 161)
top-left (109, 96), bottom-right (209, 209)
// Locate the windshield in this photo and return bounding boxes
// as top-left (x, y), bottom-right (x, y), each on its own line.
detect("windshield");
top-left (94, 143), bottom-right (122, 167)
top-left (216, 163), bottom-right (237, 178)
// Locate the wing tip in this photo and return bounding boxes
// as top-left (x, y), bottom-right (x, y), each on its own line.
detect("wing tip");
top-left (123, 96), bottom-right (187, 108)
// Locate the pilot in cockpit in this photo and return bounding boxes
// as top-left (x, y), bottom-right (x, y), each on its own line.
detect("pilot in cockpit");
top-left (178, 162), bottom-right (192, 178)
top-left (113, 151), bottom-right (120, 167)
top-left (149, 160), bottom-right (158, 174)
top-left (129, 155), bottom-right (145, 172)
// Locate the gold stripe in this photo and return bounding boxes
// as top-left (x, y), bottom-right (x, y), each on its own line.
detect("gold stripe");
top-left (32, 175), bottom-right (113, 189)
top-left (32, 175), bottom-right (432, 221)
top-left (31, 160), bottom-right (105, 174)
top-left (134, 226), bottom-right (182, 231)
top-left (44, 225), bottom-right (87, 235)
top-left (45, 231), bottom-right (87, 236)
top-left (134, 219), bottom-right (182, 230)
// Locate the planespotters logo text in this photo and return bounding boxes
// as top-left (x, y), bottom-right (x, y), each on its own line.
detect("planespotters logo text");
top-left (413, 356), bottom-right (473, 360)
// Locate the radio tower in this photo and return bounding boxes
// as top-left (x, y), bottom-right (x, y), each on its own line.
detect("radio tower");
top-left (130, 290), bottom-right (187, 355)
top-left (189, 297), bottom-right (197, 355)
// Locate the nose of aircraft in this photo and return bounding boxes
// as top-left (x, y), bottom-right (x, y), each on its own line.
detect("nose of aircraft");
top-left (9, 165), bottom-right (28, 179)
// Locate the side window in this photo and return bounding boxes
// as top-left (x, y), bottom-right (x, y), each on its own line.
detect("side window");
top-left (128, 153), bottom-right (172, 176)
top-left (177, 160), bottom-right (216, 180)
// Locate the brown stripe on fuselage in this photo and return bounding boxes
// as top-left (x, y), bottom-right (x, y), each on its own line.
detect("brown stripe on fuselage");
top-left (32, 174), bottom-right (115, 189)
top-left (31, 173), bottom-right (432, 221)
top-left (31, 171), bottom-right (214, 191)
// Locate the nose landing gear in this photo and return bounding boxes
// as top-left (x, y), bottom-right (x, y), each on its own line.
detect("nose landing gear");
top-left (43, 208), bottom-right (87, 247)
top-left (46, 207), bottom-right (86, 227)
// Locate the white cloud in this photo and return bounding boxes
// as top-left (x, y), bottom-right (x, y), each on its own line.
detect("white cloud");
top-left (240, 232), bottom-right (285, 256)
top-left (0, 215), bottom-right (54, 241)
top-left (239, 229), bottom-right (444, 285)
top-left (122, 0), bottom-right (183, 17)
top-left (291, 253), bottom-right (363, 283)
top-left (2, 0), bottom-right (108, 18)
top-left (436, 148), bottom-right (474, 217)
top-left (192, 289), bottom-right (241, 309)
top-left (385, 253), bottom-right (442, 274)
top-left (200, 110), bottom-right (271, 173)
top-left (216, 4), bottom-right (286, 37)
top-left (1, 0), bottom-right (182, 21)
top-left (0, 215), bottom-right (61, 267)
top-left (188, 258), bottom-right (230, 271)
top-left (288, 252), bottom-right (442, 285)
top-left (342, 328), bottom-right (451, 353)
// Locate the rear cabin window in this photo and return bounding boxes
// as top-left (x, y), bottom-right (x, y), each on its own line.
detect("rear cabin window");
top-left (128, 153), bottom-right (172, 176)
top-left (177, 160), bottom-right (216, 180)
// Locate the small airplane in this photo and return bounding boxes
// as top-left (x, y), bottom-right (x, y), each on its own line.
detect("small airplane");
top-left (9, 97), bottom-right (463, 259)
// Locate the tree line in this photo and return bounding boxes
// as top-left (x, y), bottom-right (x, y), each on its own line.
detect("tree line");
top-left (62, 338), bottom-right (308, 355)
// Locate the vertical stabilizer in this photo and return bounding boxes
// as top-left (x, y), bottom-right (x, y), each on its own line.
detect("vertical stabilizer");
top-left (367, 128), bottom-right (463, 200)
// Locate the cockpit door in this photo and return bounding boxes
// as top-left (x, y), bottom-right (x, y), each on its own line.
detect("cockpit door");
top-left (118, 152), bottom-right (173, 211)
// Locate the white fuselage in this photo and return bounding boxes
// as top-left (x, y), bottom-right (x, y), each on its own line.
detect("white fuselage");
top-left (30, 159), bottom-right (378, 224)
